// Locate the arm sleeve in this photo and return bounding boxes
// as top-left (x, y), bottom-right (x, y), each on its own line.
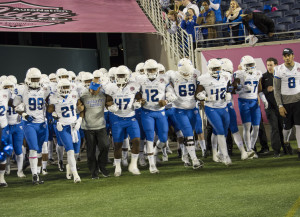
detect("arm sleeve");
top-left (209, 0), bottom-right (220, 10)
top-left (181, 20), bottom-right (187, 29)
top-left (273, 77), bottom-right (282, 106)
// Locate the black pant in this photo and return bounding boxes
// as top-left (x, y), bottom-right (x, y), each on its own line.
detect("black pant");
top-left (265, 108), bottom-right (284, 154)
top-left (84, 128), bottom-right (109, 176)
top-left (258, 116), bottom-right (269, 150)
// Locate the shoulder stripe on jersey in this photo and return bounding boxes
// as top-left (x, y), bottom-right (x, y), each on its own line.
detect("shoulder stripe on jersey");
top-left (274, 76), bottom-right (281, 79)
top-left (166, 83), bottom-right (170, 87)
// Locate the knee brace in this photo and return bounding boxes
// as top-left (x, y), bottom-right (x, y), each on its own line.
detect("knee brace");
top-left (184, 136), bottom-right (194, 146)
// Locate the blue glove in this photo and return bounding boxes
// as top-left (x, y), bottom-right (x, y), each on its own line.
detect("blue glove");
top-left (3, 144), bottom-right (13, 156)
top-left (237, 84), bottom-right (242, 91)
top-left (25, 115), bottom-right (35, 122)
top-left (0, 152), bottom-right (6, 162)
top-left (227, 86), bottom-right (234, 93)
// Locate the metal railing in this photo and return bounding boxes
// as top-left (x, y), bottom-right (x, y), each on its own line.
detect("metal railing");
top-left (139, 0), bottom-right (195, 66)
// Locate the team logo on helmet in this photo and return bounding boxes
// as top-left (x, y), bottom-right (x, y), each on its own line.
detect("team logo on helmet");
top-left (160, 78), bottom-right (165, 83)
top-left (0, 1), bottom-right (76, 29)
top-left (130, 86), bottom-right (135, 91)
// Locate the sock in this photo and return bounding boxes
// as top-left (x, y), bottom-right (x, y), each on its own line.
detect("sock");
top-left (37, 166), bottom-right (41, 174)
top-left (114, 158), bottom-right (121, 171)
top-left (67, 150), bottom-right (77, 172)
top-left (29, 150), bottom-right (38, 175)
top-left (122, 150), bottom-right (128, 160)
top-left (0, 170), bottom-right (5, 183)
top-left (48, 141), bottom-right (53, 159)
top-left (147, 155), bottom-right (155, 166)
top-left (130, 153), bottom-right (139, 167)
top-left (57, 145), bottom-right (64, 162)
top-left (16, 154), bottom-right (23, 172)
top-left (295, 125), bottom-right (300, 149)
top-left (217, 135), bottom-right (229, 158)
top-left (42, 161), bottom-right (47, 170)
top-left (243, 123), bottom-right (252, 151)
top-left (75, 153), bottom-right (79, 162)
top-left (250, 125), bottom-right (260, 149)
top-left (199, 140), bottom-right (206, 151)
top-left (180, 143), bottom-right (188, 156)
top-left (283, 129), bottom-right (292, 143)
top-left (232, 132), bottom-right (245, 152)
top-left (185, 137), bottom-right (197, 160)
top-left (22, 146), bottom-right (26, 159)
top-left (5, 157), bottom-right (10, 172)
top-left (162, 147), bottom-right (167, 157)
top-left (211, 133), bottom-right (218, 153)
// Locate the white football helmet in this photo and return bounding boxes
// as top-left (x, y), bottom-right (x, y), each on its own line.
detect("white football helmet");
top-left (178, 58), bottom-right (194, 79)
top-left (221, 58), bottom-right (233, 73)
top-left (0, 75), bottom-right (7, 84)
top-left (207, 59), bottom-right (222, 79)
top-left (115, 65), bottom-right (131, 88)
top-left (144, 59), bottom-right (159, 80)
top-left (68, 71), bottom-right (76, 82)
top-left (49, 73), bottom-right (57, 82)
top-left (82, 72), bottom-right (93, 88)
top-left (240, 55), bottom-right (256, 74)
top-left (99, 68), bottom-right (108, 74)
top-left (41, 74), bottom-right (50, 85)
top-left (57, 79), bottom-right (71, 96)
top-left (135, 62), bottom-right (145, 74)
top-left (93, 70), bottom-right (102, 79)
top-left (25, 67), bottom-right (42, 88)
top-left (108, 67), bottom-right (117, 83)
top-left (2, 79), bottom-right (14, 92)
top-left (158, 63), bottom-right (166, 74)
top-left (56, 68), bottom-right (70, 81)
top-left (7, 75), bottom-right (17, 85)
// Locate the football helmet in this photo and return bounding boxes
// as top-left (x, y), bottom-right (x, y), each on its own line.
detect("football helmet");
top-left (158, 63), bottom-right (166, 74)
top-left (81, 72), bottom-right (93, 88)
top-left (178, 58), bottom-right (194, 79)
top-left (25, 67), bottom-right (42, 88)
top-left (93, 70), bottom-right (102, 79)
top-left (7, 75), bottom-right (17, 85)
top-left (49, 73), bottom-right (57, 82)
top-left (99, 68), bottom-right (108, 74)
top-left (240, 55), bottom-right (256, 74)
top-left (207, 59), bottom-right (222, 79)
top-left (56, 68), bottom-right (70, 81)
top-left (221, 58), bottom-right (233, 73)
top-left (2, 79), bottom-right (14, 92)
top-left (0, 75), bottom-right (7, 84)
top-left (68, 71), bottom-right (76, 82)
top-left (57, 79), bottom-right (71, 96)
top-left (144, 59), bottom-right (159, 80)
top-left (108, 67), bottom-right (117, 83)
top-left (115, 65), bottom-right (131, 88)
top-left (135, 62), bottom-right (145, 74)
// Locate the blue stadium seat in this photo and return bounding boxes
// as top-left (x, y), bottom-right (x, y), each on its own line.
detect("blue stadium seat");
top-left (281, 0), bottom-right (295, 5)
top-left (275, 24), bottom-right (287, 32)
top-left (264, 0), bottom-right (279, 6)
top-left (277, 5), bottom-right (290, 11)
top-left (285, 10), bottom-right (300, 17)
top-left (244, 0), bottom-right (257, 3)
top-left (295, 16), bottom-right (300, 22)
top-left (277, 17), bottom-right (294, 24)
top-left (267, 11), bottom-right (283, 19)
top-left (248, 2), bottom-right (263, 8)
top-left (293, 4), bottom-right (300, 9)
top-left (288, 23), bottom-right (300, 31)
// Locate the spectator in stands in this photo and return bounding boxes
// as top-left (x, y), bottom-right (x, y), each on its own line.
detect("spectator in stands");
top-left (165, 10), bottom-right (179, 34)
top-left (196, 0), bottom-right (217, 41)
top-left (241, 9), bottom-right (275, 40)
top-left (181, 8), bottom-right (198, 44)
top-left (261, 58), bottom-right (285, 157)
top-left (174, 0), bottom-right (185, 22)
top-left (182, 0), bottom-right (200, 17)
top-left (208, 0), bottom-right (223, 40)
top-left (160, 0), bottom-right (171, 13)
top-left (223, 0), bottom-right (243, 44)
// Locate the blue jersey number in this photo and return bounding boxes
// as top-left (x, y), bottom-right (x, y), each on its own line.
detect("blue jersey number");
top-left (28, 98), bottom-right (44, 111)
top-left (244, 81), bottom-right (258, 93)
top-left (179, 84), bottom-right (195, 96)
top-left (7, 107), bottom-right (17, 116)
top-left (0, 106), bottom-right (5, 116)
top-left (61, 105), bottom-right (75, 118)
top-left (211, 88), bottom-right (226, 100)
top-left (145, 89), bottom-right (159, 102)
top-left (115, 98), bottom-right (131, 110)
top-left (288, 77), bottom-right (296, 88)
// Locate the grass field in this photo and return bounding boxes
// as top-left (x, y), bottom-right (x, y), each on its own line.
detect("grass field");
top-left (1, 141), bottom-right (300, 217)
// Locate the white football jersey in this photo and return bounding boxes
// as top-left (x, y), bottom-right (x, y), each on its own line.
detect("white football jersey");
top-left (198, 73), bottom-right (228, 108)
top-left (104, 82), bottom-right (140, 117)
top-left (234, 69), bottom-right (262, 99)
top-left (0, 89), bottom-right (11, 128)
top-left (129, 72), bottom-right (140, 82)
top-left (170, 71), bottom-right (199, 109)
top-left (14, 86), bottom-right (48, 123)
top-left (48, 82), bottom-right (57, 94)
top-left (7, 93), bottom-right (21, 125)
top-left (137, 74), bottom-right (169, 111)
top-left (49, 91), bottom-right (78, 125)
top-left (274, 62), bottom-right (300, 95)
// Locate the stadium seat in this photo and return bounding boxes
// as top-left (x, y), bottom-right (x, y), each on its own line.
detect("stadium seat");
top-left (264, 0), bottom-right (279, 6)
top-left (285, 10), bottom-right (300, 17)
top-left (295, 16), bottom-right (300, 23)
top-left (277, 17), bottom-right (294, 24)
top-left (288, 23), bottom-right (300, 31)
top-left (243, 0), bottom-right (257, 3)
top-left (281, 0), bottom-right (295, 5)
top-left (293, 4), bottom-right (300, 9)
top-left (275, 24), bottom-right (287, 32)
top-left (277, 5), bottom-right (290, 11)
top-left (267, 11), bottom-right (283, 19)
top-left (248, 2), bottom-right (263, 9)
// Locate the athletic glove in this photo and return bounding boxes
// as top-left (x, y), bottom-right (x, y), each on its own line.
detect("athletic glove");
top-left (15, 103), bottom-right (25, 112)
top-left (74, 117), bottom-right (82, 131)
top-left (133, 101), bottom-right (141, 109)
top-left (166, 92), bottom-right (177, 103)
top-left (56, 122), bottom-right (63, 132)
top-left (108, 104), bottom-right (119, 113)
top-left (22, 113), bottom-right (35, 122)
top-left (196, 91), bottom-right (207, 101)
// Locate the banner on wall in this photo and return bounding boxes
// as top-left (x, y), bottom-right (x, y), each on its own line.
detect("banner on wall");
top-left (199, 42), bottom-right (300, 124)
top-left (0, 0), bottom-right (156, 32)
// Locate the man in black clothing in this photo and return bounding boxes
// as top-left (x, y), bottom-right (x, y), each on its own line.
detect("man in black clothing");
top-left (261, 58), bottom-right (286, 157)
top-left (241, 8), bottom-right (275, 40)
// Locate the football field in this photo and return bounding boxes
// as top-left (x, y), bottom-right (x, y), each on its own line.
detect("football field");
top-left (1, 141), bottom-right (300, 217)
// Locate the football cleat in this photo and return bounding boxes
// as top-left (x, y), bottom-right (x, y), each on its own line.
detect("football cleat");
top-left (166, 146), bottom-right (173, 154)
top-left (74, 175), bottom-right (81, 183)
top-left (99, 167), bottom-right (110, 178)
top-left (128, 163), bottom-right (141, 175)
top-left (149, 164), bottom-right (159, 174)
top-left (42, 169), bottom-right (48, 175)
top-left (192, 158), bottom-right (203, 170)
top-left (17, 171), bottom-right (26, 178)
top-left (37, 174), bottom-right (44, 184)
top-left (58, 160), bottom-right (64, 172)
top-left (162, 155), bottom-right (168, 162)
top-left (32, 174), bottom-right (39, 185)
top-left (212, 153), bottom-right (221, 163)
top-left (66, 164), bottom-right (72, 180)
top-left (48, 158), bottom-right (55, 165)
top-left (223, 156), bottom-right (232, 166)
top-left (114, 167), bottom-right (122, 177)
top-left (241, 151), bottom-right (249, 160)
top-left (0, 182), bottom-right (8, 187)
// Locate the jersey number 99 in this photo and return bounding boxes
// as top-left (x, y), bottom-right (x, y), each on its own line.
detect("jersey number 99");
top-left (29, 98), bottom-right (44, 111)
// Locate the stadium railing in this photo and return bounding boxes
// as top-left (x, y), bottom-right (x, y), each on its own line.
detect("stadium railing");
top-left (138, 0), bottom-right (195, 66)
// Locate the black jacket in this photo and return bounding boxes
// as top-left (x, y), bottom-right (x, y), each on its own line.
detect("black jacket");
top-left (261, 71), bottom-right (277, 110)
top-left (243, 12), bottom-right (275, 35)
